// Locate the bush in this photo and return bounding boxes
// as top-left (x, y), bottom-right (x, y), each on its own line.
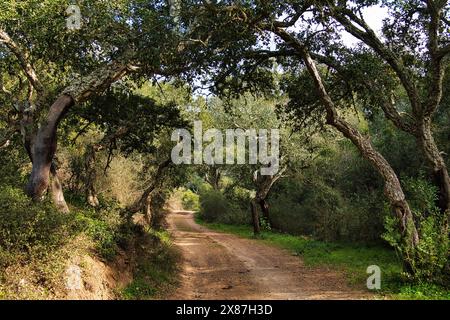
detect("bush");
top-left (0, 183), bottom-right (137, 300)
top-left (0, 186), bottom-right (75, 266)
top-left (382, 176), bottom-right (449, 283)
top-left (269, 177), bottom-right (385, 243)
top-left (72, 201), bottom-right (131, 261)
top-left (121, 230), bottom-right (179, 299)
top-left (181, 189), bottom-right (200, 211)
top-left (199, 189), bottom-right (248, 224)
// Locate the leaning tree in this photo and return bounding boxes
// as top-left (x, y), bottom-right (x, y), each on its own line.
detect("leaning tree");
top-left (179, 0), bottom-right (450, 274)
top-left (0, 0), bottom-right (207, 208)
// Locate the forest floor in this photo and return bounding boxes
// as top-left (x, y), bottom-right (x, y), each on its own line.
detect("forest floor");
top-left (167, 210), bottom-right (372, 300)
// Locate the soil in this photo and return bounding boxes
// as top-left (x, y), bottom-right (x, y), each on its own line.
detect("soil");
top-left (167, 210), bottom-right (371, 300)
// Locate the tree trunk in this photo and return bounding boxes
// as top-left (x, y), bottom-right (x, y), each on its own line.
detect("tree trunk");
top-left (252, 169), bottom-right (285, 231)
top-left (206, 167), bottom-right (221, 190)
top-left (250, 198), bottom-right (261, 235)
top-left (26, 60), bottom-right (134, 202)
top-left (127, 159), bottom-right (171, 220)
top-left (86, 187), bottom-right (100, 208)
top-left (26, 95), bottom-right (74, 200)
top-left (49, 163), bottom-right (70, 213)
top-left (259, 198), bottom-right (270, 223)
top-left (332, 115), bottom-right (420, 247)
top-left (143, 197), bottom-right (153, 226)
top-left (84, 145), bottom-right (100, 207)
top-left (296, 44), bottom-right (420, 249)
top-left (418, 118), bottom-right (450, 215)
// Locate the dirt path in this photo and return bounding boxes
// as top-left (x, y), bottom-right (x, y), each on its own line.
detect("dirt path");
top-left (167, 211), bottom-right (370, 300)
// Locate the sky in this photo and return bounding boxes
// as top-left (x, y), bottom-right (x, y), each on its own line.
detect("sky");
top-left (341, 5), bottom-right (389, 46)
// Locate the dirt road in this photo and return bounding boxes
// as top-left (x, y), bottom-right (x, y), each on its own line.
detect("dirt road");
top-left (167, 211), bottom-right (370, 300)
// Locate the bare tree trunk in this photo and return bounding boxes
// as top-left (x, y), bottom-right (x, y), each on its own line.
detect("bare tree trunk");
top-left (206, 167), bottom-right (221, 190)
top-left (26, 95), bottom-right (74, 200)
top-left (86, 187), bottom-right (100, 207)
top-left (50, 163), bottom-right (70, 213)
top-left (252, 169), bottom-right (285, 231)
top-left (143, 197), bottom-right (152, 226)
top-left (250, 198), bottom-right (261, 235)
top-left (127, 159), bottom-right (171, 226)
top-left (418, 118), bottom-right (450, 214)
top-left (259, 198), bottom-right (270, 223)
top-left (84, 145), bottom-right (100, 207)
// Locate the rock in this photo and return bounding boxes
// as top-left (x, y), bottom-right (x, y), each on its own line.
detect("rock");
top-left (66, 264), bottom-right (83, 290)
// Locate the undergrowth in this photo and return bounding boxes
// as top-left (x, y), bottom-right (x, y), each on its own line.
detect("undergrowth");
top-left (0, 185), bottom-right (136, 299)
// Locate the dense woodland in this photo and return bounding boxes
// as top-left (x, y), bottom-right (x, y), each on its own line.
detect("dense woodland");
top-left (0, 0), bottom-right (450, 299)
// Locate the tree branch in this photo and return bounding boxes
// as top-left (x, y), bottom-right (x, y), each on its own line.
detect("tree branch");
top-left (330, 6), bottom-right (422, 117)
top-left (423, 0), bottom-right (447, 117)
top-left (0, 28), bottom-right (44, 97)
top-left (127, 158), bottom-right (172, 214)
top-left (62, 60), bottom-right (139, 104)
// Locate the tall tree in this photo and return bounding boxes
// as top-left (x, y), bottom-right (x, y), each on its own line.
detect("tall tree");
top-left (184, 0), bottom-right (423, 269)
top-left (0, 0), bottom-right (206, 207)
top-left (203, 94), bottom-right (314, 235)
top-left (323, 0), bottom-right (450, 216)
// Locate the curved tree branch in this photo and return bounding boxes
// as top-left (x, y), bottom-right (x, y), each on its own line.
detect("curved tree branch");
top-left (0, 28), bottom-right (44, 97)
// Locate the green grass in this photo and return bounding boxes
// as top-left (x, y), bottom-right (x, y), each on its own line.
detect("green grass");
top-left (196, 216), bottom-right (450, 300)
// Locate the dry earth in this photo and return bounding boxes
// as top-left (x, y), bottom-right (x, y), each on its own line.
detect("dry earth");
top-left (167, 210), bottom-right (371, 300)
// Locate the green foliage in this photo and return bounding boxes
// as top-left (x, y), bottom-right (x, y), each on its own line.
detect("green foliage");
top-left (180, 189), bottom-right (200, 211)
top-left (269, 157), bottom-right (385, 243)
top-left (0, 183), bottom-right (138, 298)
top-left (396, 283), bottom-right (450, 300)
top-left (75, 88), bottom-right (186, 155)
top-left (402, 174), bottom-right (440, 217)
top-left (122, 278), bottom-right (157, 299)
top-left (259, 217), bottom-right (271, 232)
top-left (0, 146), bottom-right (28, 186)
top-left (121, 230), bottom-right (180, 300)
top-left (0, 186), bottom-right (75, 266)
top-left (1, 0), bottom-right (450, 300)
top-left (382, 176), bottom-right (449, 283)
top-left (71, 198), bottom-right (136, 261)
top-left (199, 189), bottom-right (229, 222)
top-left (75, 215), bottom-right (118, 261)
top-left (199, 189), bottom-right (248, 225)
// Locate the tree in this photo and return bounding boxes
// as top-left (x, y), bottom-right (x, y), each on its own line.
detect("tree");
top-left (323, 1), bottom-right (450, 215)
top-left (185, 0), bottom-right (422, 269)
top-left (201, 94), bottom-right (315, 235)
top-left (0, 0), bottom-right (207, 207)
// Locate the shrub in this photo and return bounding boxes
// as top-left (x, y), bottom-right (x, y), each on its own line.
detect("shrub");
top-left (0, 186), bottom-right (75, 266)
top-left (199, 189), bottom-right (229, 222)
top-left (269, 178), bottom-right (385, 243)
top-left (199, 189), bottom-right (248, 224)
top-left (73, 202), bottom-right (129, 261)
top-left (382, 176), bottom-right (449, 283)
top-left (181, 189), bottom-right (200, 211)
